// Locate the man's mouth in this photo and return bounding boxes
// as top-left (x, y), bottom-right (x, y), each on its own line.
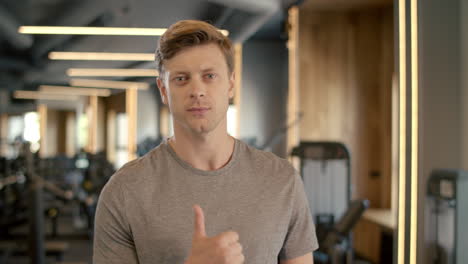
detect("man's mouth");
top-left (187, 107), bottom-right (210, 114)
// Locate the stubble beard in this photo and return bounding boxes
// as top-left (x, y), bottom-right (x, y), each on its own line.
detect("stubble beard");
top-left (172, 109), bottom-right (217, 135)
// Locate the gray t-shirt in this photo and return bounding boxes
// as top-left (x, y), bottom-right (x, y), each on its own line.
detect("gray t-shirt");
top-left (93, 138), bottom-right (318, 263)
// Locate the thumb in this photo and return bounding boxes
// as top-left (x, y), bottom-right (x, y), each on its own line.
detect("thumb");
top-left (192, 204), bottom-right (206, 240)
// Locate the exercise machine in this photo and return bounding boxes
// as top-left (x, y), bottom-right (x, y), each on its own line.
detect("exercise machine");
top-left (292, 141), bottom-right (368, 264)
top-left (427, 169), bottom-right (468, 264)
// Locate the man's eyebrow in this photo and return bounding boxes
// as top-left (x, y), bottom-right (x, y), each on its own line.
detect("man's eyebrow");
top-left (171, 71), bottom-right (190, 75)
top-left (201, 68), bottom-right (217, 73)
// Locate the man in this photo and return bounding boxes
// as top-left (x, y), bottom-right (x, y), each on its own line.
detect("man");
top-left (93, 20), bottom-right (318, 264)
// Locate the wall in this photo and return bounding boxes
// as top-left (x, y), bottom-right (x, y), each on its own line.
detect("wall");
top-left (104, 88), bottom-right (159, 162)
top-left (137, 88), bottom-right (159, 143)
top-left (104, 91), bottom-right (126, 114)
top-left (104, 88), bottom-right (159, 144)
top-left (44, 108), bottom-right (58, 157)
top-left (462, 0), bottom-right (468, 170)
top-left (104, 91), bottom-right (125, 154)
top-left (239, 40), bottom-right (289, 157)
top-left (65, 111), bottom-right (76, 157)
top-left (418, 1), bottom-right (462, 263)
top-left (56, 110), bottom-right (67, 155)
top-left (298, 8), bottom-right (394, 208)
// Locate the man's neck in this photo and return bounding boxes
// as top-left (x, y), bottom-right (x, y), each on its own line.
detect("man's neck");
top-left (168, 126), bottom-right (235, 171)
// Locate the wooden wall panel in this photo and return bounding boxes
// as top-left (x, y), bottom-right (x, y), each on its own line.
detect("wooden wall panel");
top-left (97, 97), bottom-right (106, 153)
top-left (65, 111), bottom-right (76, 157)
top-left (380, 9), bottom-right (394, 209)
top-left (104, 91), bottom-right (126, 113)
top-left (45, 108), bottom-right (58, 157)
top-left (355, 10), bottom-right (385, 208)
top-left (56, 110), bottom-right (67, 155)
top-left (0, 114), bottom-right (8, 156)
top-left (104, 91), bottom-right (126, 161)
top-left (354, 218), bottom-right (382, 262)
top-left (298, 8), bottom-right (393, 208)
top-left (48, 110), bottom-right (78, 157)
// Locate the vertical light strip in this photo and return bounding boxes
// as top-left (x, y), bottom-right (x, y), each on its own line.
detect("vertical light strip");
top-left (410, 0), bottom-right (419, 263)
top-left (65, 112), bottom-right (76, 158)
top-left (234, 44), bottom-right (243, 138)
top-left (89, 95), bottom-right (98, 154)
top-left (287, 6), bottom-right (300, 167)
top-left (398, 0), bottom-right (407, 263)
top-left (106, 110), bottom-right (116, 164)
top-left (0, 114), bottom-right (9, 156)
top-left (126, 88), bottom-right (138, 161)
top-left (38, 104), bottom-right (47, 158)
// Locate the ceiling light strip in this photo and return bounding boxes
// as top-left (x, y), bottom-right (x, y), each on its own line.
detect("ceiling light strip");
top-left (69, 79), bottom-right (149, 90)
top-left (67, 68), bottom-right (159, 77)
top-left (14, 91), bottom-right (80, 101)
top-left (49, 52), bottom-right (155, 61)
top-left (19, 26), bottom-right (166, 36)
top-left (39, 85), bottom-right (111, 97)
top-left (18, 26), bottom-right (229, 36)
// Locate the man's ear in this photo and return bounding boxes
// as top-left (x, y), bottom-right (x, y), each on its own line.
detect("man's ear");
top-left (157, 76), bottom-right (168, 105)
top-left (228, 71), bottom-right (235, 99)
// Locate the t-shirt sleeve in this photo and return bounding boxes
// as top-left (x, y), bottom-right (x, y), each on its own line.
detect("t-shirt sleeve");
top-left (93, 178), bottom-right (139, 264)
top-left (278, 172), bottom-right (319, 260)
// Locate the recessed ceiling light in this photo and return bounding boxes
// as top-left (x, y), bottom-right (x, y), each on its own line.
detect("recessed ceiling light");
top-left (18, 26), bottom-right (229, 36)
top-left (39, 85), bottom-right (111, 97)
top-left (66, 68), bottom-right (159, 77)
top-left (49, 52), bottom-right (155, 61)
top-left (14, 91), bottom-right (80, 101)
top-left (69, 79), bottom-right (150, 90)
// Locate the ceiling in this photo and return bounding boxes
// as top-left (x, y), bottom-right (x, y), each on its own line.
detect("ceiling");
top-left (0, 0), bottom-right (393, 113)
top-left (303, 0), bottom-right (392, 11)
top-left (1, 0), bottom-right (296, 112)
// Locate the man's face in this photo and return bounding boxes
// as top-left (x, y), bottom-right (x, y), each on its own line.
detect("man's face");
top-left (157, 43), bottom-right (234, 135)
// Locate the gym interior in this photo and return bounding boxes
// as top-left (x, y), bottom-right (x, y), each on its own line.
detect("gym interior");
top-left (0, 0), bottom-right (467, 263)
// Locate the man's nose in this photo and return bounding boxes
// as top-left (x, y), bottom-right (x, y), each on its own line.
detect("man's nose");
top-left (189, 78), bottom-right (206, 98)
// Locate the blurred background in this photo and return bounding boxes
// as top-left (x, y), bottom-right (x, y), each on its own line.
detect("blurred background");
top-left (0, 0), bottom-right (466, 263)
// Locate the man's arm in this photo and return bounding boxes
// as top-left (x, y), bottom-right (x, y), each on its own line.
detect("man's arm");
top-left (93, 178), bottom-right (139, 263)
top-left (278, 171), bottom-right (319, 261)
top-left (279, 253), bottom-right (314, 264)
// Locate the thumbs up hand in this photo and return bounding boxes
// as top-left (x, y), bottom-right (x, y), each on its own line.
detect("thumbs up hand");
top-left (185, 205), bottom-right (245, 264)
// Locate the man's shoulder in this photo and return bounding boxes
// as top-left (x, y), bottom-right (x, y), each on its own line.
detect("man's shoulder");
top-left (105, 142), bottom-right (167, 188)
top-left (237, 139), bottom-right (297, 176)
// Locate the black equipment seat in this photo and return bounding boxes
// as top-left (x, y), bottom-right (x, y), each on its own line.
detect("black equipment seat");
top-left (0, 240), bottom-right (69, 261)
top-left (314, 199), bottom-right (370, 264)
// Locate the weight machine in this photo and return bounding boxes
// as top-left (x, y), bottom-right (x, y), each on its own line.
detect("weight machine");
top-left (292, 142), bottom-right (368, 264)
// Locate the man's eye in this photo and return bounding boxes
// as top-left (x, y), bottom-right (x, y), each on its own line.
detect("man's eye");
top-left (174, 76), bottom-right (186, 82)
top-left (205, 73), bottom-right (216, 79)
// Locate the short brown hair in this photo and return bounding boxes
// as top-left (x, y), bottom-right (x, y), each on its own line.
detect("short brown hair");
top-left (155, 20), bottom-right (234, 76)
